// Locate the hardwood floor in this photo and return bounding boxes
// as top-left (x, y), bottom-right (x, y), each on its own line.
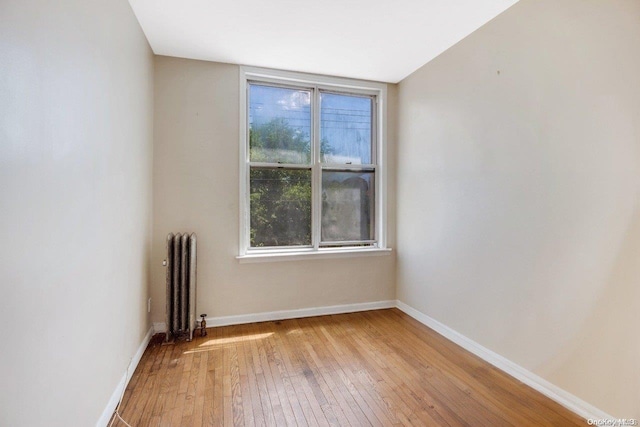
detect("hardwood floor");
top-left (111, 309), bottom-right (584, 426)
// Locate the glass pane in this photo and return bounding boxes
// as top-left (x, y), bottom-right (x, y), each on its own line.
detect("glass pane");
top-left (320, 93), bottom-right (373, 164)
top-left (321, 171), bottom-right (375, 242)
top-left (250, 168), bottom-right (312, 247)
top-left (249, 84), bottom-right (311, 164)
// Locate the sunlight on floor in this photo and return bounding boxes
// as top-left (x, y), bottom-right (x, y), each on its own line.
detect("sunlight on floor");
top-left (182, 332), bottom-right (274, 354)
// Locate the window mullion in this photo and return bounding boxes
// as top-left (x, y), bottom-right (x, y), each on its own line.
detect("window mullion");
top-left (312, 85), bottom-right (321, 250)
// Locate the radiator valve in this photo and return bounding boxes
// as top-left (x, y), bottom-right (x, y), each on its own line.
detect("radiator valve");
top-left (200, 314), bottom-right (207, 337)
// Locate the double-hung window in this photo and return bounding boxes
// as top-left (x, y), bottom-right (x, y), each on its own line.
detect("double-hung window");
top-left (239, 67), bottom-right (388, 260)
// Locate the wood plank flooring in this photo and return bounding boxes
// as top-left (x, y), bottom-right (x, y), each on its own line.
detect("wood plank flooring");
top-left (111, 309), bottom-right (584, 426)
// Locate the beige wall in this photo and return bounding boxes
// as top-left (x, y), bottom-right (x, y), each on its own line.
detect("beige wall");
top-left (397, 0), bottom-right (640, 418)
top-left (151, 56), bottom-right (396, 324)
top-left (0, 0), bottom-right (154, 425)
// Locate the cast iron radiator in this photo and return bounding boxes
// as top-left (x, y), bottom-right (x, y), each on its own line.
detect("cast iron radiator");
top-left (164, 232), bottom-right (197, 342)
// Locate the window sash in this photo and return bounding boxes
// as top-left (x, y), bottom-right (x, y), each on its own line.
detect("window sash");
top-left (240, 67), bottom-right (386, 256)
top-left (319, 90), bottom-right (377, 166)
top-left (248, 84), bottom-right (377, 250)
top-left (319, 168), bottom-right (378, 246)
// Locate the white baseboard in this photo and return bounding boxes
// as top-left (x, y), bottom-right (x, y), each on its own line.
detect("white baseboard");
top-left (395, 300), bottom-right (613, 421)
top-left (153, 300), bottom-right (396, 333)
top-left (96, 325), bottom-right (154, 427)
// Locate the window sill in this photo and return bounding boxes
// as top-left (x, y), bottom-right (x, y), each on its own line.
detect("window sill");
top-left (236, 247), bottom-right (393, 263)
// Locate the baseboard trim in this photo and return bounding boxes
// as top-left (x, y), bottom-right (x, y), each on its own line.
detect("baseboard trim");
top-left (153, 300), bottom-right (396, 333)
top-left (96, 325), bottom-right (154, 427)
top-left (395, 300), bottom-right (613, 421)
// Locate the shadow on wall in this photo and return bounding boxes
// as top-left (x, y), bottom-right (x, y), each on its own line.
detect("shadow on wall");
top-left (537, 202), bottom-right (640, 419)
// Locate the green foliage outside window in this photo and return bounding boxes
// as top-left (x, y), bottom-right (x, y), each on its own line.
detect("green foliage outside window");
top-left (250, 118), bottom-right (335, 247)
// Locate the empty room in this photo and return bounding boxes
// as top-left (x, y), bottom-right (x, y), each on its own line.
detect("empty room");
top-left (1, 0), bottom-right (639, 425)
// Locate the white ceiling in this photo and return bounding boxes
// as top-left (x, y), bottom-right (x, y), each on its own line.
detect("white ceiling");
top-left (128, 0), bottom-right (519, 83)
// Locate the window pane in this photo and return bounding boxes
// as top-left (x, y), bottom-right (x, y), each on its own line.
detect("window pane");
top-left (250, 168), bottom-right (312, 247)
top-left (249, 84), bottom-right (311, 164)
top-left (320, 93), bottom-right (373, 164)
top-left (321, 171), bottom-right (375, 242)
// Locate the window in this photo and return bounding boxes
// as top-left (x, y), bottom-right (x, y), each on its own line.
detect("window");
top-left (239, 67), bottom-right (388, 260)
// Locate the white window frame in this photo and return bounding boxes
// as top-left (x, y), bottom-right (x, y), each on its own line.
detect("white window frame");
top-left (237, 66), bottom-right (390, 262)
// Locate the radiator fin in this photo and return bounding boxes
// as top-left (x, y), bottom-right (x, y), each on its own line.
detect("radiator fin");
top-left (165, 232), bottom-right (197, 341)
